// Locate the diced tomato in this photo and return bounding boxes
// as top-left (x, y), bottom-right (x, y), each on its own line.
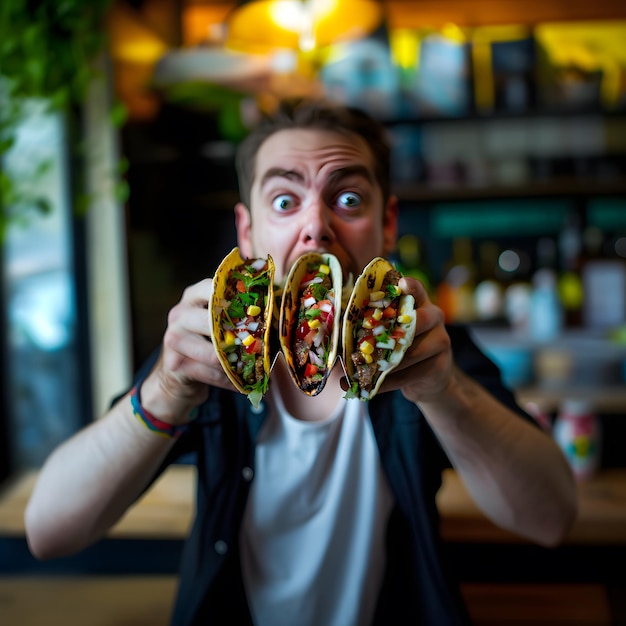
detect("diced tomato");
top-left (304, 329), bottom-right (317, 346)
top-left (304, 363), bottom-right (318, 378)
top-left (390, 327), bottom-right (406, 340)
top-left (245, 338), bottom-right (263, 354)
top-left (296, 320), bottom-right (311, 339)
top-left (364, 316), bottom-right (380, 329)
top-left (236, 279), bottom-right (246, 293)
top-left (301, 271), bottom-right (319, 285)
top-left (382, 306), bottom-right (397, 319)
top-left (359, 334), bottom-right (376, 348)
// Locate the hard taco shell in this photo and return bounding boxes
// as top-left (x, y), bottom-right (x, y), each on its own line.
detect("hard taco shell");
top-left (342, 257), bottom-right (416, 400)
top-left (279, 252), bottom-right (343, 396)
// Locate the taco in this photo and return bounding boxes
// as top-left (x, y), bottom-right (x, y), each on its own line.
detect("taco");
top-left (279, 253), bottom-right (343, 395)
top-left (210, 247), bottom-right (275, 409)
top-left (342, 257), bottom-right (416, 401)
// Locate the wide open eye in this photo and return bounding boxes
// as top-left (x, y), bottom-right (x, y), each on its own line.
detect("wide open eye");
top-left (272, 194), bottom-right (297, 212)
top-left (337, 191), bottom-right (362, 210)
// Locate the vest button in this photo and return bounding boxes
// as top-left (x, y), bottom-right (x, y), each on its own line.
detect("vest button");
top-left (242, 466), bottom-right (254, 481)
top-left (214, 540), bottom-right (228, 555)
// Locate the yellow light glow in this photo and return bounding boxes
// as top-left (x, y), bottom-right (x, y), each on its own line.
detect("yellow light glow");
top-left (226, 0), bottom-right (383, 53)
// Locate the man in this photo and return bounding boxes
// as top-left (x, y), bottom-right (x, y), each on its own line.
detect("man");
top-left (25, 100), bottom-right (577, 625)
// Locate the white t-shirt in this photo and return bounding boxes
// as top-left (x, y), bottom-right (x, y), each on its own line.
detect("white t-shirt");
top-left (240, 388), bottom-right (394, 626)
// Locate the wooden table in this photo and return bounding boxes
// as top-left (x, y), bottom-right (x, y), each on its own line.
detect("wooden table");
top-left (2, 466), bottom-right (626, 625)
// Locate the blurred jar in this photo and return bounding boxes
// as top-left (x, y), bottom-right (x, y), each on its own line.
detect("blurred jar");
top-left (553, 399), bottom-right (602, 481)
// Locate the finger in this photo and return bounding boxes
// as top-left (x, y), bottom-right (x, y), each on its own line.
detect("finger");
top-left (398, 276), bottom-right (430, 308)
top-left (181, 278), bottom-right (213, 308)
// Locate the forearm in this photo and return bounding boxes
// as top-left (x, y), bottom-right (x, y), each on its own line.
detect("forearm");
top-left (418, 366), bottom-right (577, 547)
top-left (24, 386), bottom-right (179, 559)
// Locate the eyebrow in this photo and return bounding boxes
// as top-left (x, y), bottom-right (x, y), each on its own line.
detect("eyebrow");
top-left (260, 165), bottom-right (374, 189)
top-left (327, 165), bottom-right (374, 187)
top-left (260, 168), bottom-right (304, 188)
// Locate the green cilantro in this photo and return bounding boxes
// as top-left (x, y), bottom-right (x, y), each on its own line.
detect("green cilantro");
top-left (303, 283), bottom-right (323, 301)
top-left (305, 308), bottom-right (322, 320)
top-left (233, 268), bottom-right (270, 291)
top-left (343, 381), bottom-right (360, 400)
top-left (226, 291), bottom-right (258, 322)
top-left (385, 284), bottom-right (400, 298)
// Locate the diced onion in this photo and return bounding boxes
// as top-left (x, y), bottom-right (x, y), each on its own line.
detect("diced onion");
top-left (397, 338), bottom-right (407, 345)
top-left (250, 258), bottom-right (266, 271)
top-left (360, 389), bottom-right (370, 399)
top-left (309, 350), bottom-right (324, 366)
top-left (377, 359), bottom-right (390, 371)
top-left (228, 353), bottom-right (238, 363)
top-left (313, 329), bottom-right (324, 347)
top-left (372, 325), bottom-right (386, 336)
top-left (369, 300), bottom-right (385, 308)
top-left (302, 276), bottom-right (323, 287)
top-left (376, 338), bottom-right (396, 350)
top-left (303, 296), bottom-right (316, 308)
top-left (248, 321), bottom-right (259, 332)
top-left (319, 301), bottom-right (333, 313)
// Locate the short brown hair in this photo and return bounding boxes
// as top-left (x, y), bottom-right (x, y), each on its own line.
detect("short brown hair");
top-left (235, 99), bottom-right (391, 208)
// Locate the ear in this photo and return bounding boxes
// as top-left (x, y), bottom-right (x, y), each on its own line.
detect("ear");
top-left (382, 195), bottom-right (399, 257)
top-left (234, 202), bottom-right (253, 258)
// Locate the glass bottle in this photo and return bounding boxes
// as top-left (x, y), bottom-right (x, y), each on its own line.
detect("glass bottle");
top-left (553, 399), bottom-right (602, 481)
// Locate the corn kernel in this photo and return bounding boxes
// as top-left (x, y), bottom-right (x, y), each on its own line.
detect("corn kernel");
top-left (369, 291), bottom-right (385, 301)
top-left (371, 308), bottom-right (383, 321)
top-left (362, 318), bottom-right (374, 329)
top-left (247, 304), bottom-right (261, 317)
top-left (363, 353), bottom-right (373, 363)
top-left (319, 263), bottom-right (330, 275)
top-left (398, 314), bottom-right (412, 324)
top-left (224, 330), bottom-right (236, 346)
top-left (359, 340), bottom-right (375, 355)
top-left (308, 318), bottom-right (322, 330)
top-left (242, 334), bottom-right (255, 347)
top-left (390, 285), bottom-right (402, 296)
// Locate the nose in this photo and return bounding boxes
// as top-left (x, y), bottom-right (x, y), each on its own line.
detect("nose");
top-left (300, 198), bottom-right (335, 248)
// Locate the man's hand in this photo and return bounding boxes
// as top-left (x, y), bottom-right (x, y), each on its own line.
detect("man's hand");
top-left (378, 277), bottom-right (454, 404)
top-left (141, 278), bottom-right (238, 425)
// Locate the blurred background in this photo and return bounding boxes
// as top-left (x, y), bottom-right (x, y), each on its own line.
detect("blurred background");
top-left (3, 0), bottom-right (626, 481)
top-left (2, 1), bottom-right (626, 623)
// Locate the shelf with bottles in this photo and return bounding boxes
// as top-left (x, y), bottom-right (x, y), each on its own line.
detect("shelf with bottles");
top-left (469, 326), bottom-right (626, 413)
top-left (388, 111), bottom-right (626, 201)
top-left (393, 206), bottom-right (626, 412)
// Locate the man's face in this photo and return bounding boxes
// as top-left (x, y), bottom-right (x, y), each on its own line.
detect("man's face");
top-left (235, 128), bottom-right (398, 283)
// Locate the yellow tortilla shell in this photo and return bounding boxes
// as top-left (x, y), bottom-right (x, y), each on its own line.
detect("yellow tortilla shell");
top-left (342, 257), bottom-right (416, 400)
top-left (209, 247), bottom-right (275, 408)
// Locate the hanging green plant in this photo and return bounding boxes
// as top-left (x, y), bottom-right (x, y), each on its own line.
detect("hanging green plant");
top-left (0, 0), bottom-right (116, 241)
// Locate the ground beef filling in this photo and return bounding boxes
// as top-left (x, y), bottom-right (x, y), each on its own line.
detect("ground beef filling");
top-left (293, 271), bottom-right (333, 392)
top-left (350, 269), bottom-right (402, 393)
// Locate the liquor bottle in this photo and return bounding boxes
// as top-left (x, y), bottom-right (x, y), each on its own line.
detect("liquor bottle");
top-left (553, 399), bottom-right (602, 481)
top-left (396, 233), bottom-right (432, 294)
top-left (436, 237), bottom-right (476, 323)
top-left (474, 241), bottom-right (505, 324)
top-left (557, 216), bottom-right (584, 328)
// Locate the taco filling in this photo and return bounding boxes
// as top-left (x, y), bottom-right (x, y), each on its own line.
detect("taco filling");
top-left (216, 258), bottom-right (272, 398)
top-left (347, 269), bottom-right (413, 399)
top-left (291, 261), bottom-right (337, 392)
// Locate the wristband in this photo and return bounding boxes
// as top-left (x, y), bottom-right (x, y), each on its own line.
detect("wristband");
top-left (130, 385), bottom-right (187, 438)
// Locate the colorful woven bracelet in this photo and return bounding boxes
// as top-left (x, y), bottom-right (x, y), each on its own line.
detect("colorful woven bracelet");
top-left (130, 385), bottom-right (187, 439)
